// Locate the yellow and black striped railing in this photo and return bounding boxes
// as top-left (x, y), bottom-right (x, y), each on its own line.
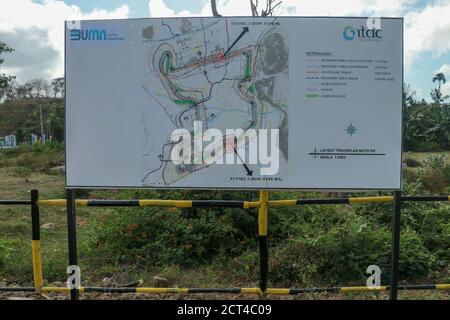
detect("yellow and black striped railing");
top-left (31, 195), bottom-right (450, 208)
top-left (3, 195), bottom-right (449, 209)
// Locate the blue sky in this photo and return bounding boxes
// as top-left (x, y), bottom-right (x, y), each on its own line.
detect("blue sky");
top-left (2, 0), bottom-right (450, 101)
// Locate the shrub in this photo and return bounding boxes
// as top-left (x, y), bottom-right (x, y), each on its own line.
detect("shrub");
top-left (10, 166), bottom-right (33, 177)
top-left (410, 141), bottom-right (443, 152)
top-left (419, 171), bottom-right (448, 193)
top-left (419, 153), bottom-right (448, 176)
top-left (404, 158), bottom-right (421, 168)
top-left (403, 168), bottom-right (419, 181)
top-left (88, 205), bottom-right (257, 267)
top-left (419, 205), bottom-right (450, 268)
top-left (85, 187), bottom-right (449, 288)
top-left (14, 154), bottom-right (38, 170)
top-left (443, 165), bottom-right (450, 182)
top-left (0, 238), bottom-right (32, 283)
top-left (0, 158), bottom-right (8, 168)
top-left (5, 141), bottom-right (64, 173)
top-left (269, 226), bottom-right (434, 287)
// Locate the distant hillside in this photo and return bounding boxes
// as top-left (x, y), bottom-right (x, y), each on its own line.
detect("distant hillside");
top-left (0, 98), bottom-right (64, 142)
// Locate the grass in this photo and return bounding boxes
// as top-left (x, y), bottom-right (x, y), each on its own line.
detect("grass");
top-left (403, 151), bottom-right (450, 176)
top-left (403, 151), bottom-right (450, 165)
top-left (0, 149), bottom-right (449, 300)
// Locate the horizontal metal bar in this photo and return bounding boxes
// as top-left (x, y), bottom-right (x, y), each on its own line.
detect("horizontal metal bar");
top-left (37, 199), bottom-right (258, 209)
top-left (84, 287), bottom-right (137, 293)
top-left (2, 284), bottom-right (449, 294)
top-left (349, 196), bottom-right (394, 203)
top-left (402, 196), bottom-right (450, 202)
top-left (187, 288), bottom-right (241, 293)
top-left (0, 287), bottom-right (35, 292)
top-left (86, 200), bottom-right (140, 207)
top-left (192, 200), bottom-right (245, 208)
top-left (397, 284), bottom-right (437, 290)
top-left (272, 196), bottom-right (450, 207)
top-left (297, 199), bottom-right (350, 205)
top-left (0, 200), bottom-right (31, 205)
top-left (290, 287), bottom-right (340, 294)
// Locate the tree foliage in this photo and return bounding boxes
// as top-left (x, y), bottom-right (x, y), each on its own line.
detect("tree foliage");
top-left (402, 75), bottom-right (450, 151)
top-left (0, 41), bottom-right (16, 101)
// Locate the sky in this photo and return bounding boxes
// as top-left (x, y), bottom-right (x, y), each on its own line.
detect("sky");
top-left (0, 0), bottom-right (449, 101)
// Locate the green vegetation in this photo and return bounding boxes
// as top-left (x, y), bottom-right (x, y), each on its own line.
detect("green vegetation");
top-left (403, 81), bottom-right (450, 151)
top-left (0, 142), bottom-right (64, 176)
top-left (87, 173), bottom-right (449, 290)
top-left (0, 42), bottom-right (15, 101)
top-left (0, 96), bottom-right (64, 142)
top-left (0, 147), bottom-right (449, 299)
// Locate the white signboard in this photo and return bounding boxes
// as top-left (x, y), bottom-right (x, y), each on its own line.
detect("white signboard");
top-left (65, 17), bottom-right (403, 190)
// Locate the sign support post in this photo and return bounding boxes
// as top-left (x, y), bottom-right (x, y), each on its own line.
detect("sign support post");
top-left (389, 190), bottom-right (402, 300)
top-left (258, 190), bottom-right (269, 294)
top-left (66, 188), bottom-right (79, 300)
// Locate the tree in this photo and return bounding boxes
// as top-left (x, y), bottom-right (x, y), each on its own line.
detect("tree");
top-left (4, 78), bottom-right (17, 101)
top-left (15, 82), bottom-right (34, 99)
top-left (46, 100), bottom-right (65, 141)
top-left (430, 88), bottom-right (448, 105)
top-left (29, 79), bottom-right (52, 98)
top-left (250, 0), bottom-right (283, 16)
top-left (210, 0), bottom-right (222, 17)
top-left (424, 104), bottom-right (450, 149)
top-left (51, 77), bottom-right (65, 98)
top-left (403, 83), bottom-right (416, 108)
top-left (0, 41), bottom-right (16, 101)
top-left (432, 72), bottom-right (446, 90)
top-left (402, 84), bottom-right (427, 150)
top-left (8, 78), bottom-right (53, 100)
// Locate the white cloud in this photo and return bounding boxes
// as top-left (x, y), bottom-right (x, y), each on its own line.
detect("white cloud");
top-left (442, 82), bottom-right (450, 96)
top-left (149, 0), bottom-right (450, 69)
top-left (404, 1), bottom-right (450, 66)
top-left (198, 0), bottom-right (415, 17)
top-left (148, 0), bottom-right (198, 17)
top-left (437, 64), bottom-right (450, 96)
top-left (211, 0), bottom-right (252, 16)
top-left (3, 0), bottom-right (450, 83)
top-left (274, 0), bottom-right (450, 67)
top-left (277, 0), bottom-right (417, 16)
top-left (436, 64), bottom-right (450, 77)
top-left (148, 0), bottom-right (253, 18)
top-left (0, 0), bottom-right (129, 82)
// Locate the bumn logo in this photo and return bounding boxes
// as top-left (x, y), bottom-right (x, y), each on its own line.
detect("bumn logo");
top-left (70, 29), bottom-right (107, 41)
top-left (343, 25), bottom-right (382, 41)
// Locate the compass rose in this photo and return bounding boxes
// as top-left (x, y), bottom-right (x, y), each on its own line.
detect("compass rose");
top-left (345, 122), bottom-right (358, 137)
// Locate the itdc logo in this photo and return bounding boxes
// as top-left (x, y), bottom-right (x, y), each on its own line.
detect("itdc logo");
top-left (343, 25), bottom-right (356, 41)
top-left (343, 24), bottom-right (382, 41)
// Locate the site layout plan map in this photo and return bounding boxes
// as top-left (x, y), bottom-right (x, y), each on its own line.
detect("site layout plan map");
top-left (66, 17), bottom-right (403, 189)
